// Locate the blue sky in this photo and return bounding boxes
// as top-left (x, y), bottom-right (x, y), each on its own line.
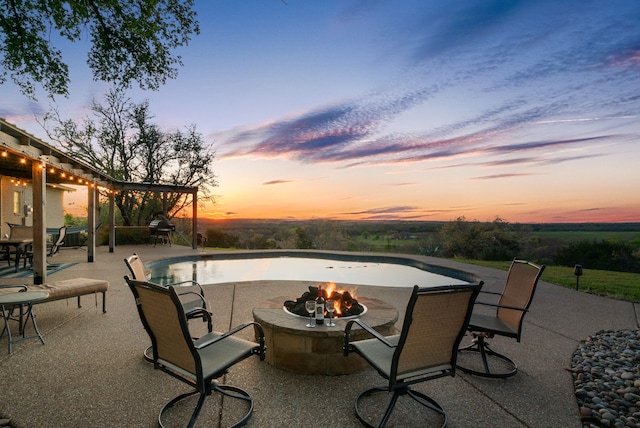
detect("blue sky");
top-left (2, 0), bottom-right (640, 222)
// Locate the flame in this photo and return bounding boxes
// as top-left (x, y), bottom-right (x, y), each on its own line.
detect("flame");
top-left (321, 282), bottom-right (357, 316)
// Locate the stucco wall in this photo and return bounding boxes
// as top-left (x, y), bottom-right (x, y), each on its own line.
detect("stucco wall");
top-left (0, 177), bottom-right (68, 237)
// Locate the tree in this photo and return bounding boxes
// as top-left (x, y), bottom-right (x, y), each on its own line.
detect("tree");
top-left (0, 0), bottom-right (199, 98)
top-left (295, 227), bottom-right (313, 249)
top-left (43, 87), bottom-right (217, 226)
top-left (439, 216), bottom-right (523, 261)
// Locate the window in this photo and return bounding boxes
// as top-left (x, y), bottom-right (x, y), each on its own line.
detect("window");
top-left (13, 191), bottom-right (21, 215)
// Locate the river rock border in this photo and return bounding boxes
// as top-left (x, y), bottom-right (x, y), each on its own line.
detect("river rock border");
top-left (571, 329), bottom-right (640, 428)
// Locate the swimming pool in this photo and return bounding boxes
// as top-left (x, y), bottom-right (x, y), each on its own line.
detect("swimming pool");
top-left (145, 251), bottom-right (477, 288)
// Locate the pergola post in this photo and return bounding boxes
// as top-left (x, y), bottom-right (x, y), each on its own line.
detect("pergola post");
top-left (32, 161), bottom-right (47, 284)
top-left (108, 191), bottom-right (115, 252)
top-left (192, 189), bottom-right (198, 249)
top-left (87, 185), bottom-right (96, 262)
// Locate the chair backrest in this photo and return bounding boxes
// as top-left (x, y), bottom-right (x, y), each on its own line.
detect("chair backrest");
top-left (9, 225), bottom-right (33, 239)
top-left (496, 259), bottom-right (545, 339)
top-left (124, 253), bottom-right (147, 280)
top-left (125, 276), bottom-right (197, 374)
top-left (391, 283), bottom-right (481, 384)
top-left (48, 226), bottom-right (67, 257)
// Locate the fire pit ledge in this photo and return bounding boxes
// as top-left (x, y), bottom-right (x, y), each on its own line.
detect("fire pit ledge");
top-left (252, 296), bottom-right (398, 375)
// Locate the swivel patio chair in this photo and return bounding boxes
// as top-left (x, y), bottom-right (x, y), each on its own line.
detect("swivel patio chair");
top-left (125, 276), bottom-right (265, 428)
top-left (124, 253), bottom-right (212, 361)
top-left (343, 283), bottom-right (481, 428)
top-left (23, 225), bottom-right (67, 268)
top-left (457, 258), bottom-right (545, 378)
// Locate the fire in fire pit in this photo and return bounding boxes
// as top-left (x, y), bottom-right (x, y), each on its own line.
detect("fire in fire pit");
top-left (284, 282), bottom-right (365, 318)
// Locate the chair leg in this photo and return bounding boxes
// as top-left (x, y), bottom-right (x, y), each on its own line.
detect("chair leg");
top-left (355, 386), bottom-right (446, 428)
top-left (457, 334), bottom-right (517, 378)
top-left (206, 313), bottom-right (212, 332)
top-left (159, 389), bottom-right (200, 428)
top-left (143, 345), bottom-right (153, 362)
top-left (158, 381), bottom-right (254, 428)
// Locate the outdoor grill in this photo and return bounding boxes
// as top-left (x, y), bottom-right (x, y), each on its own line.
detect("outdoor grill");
top-left (149, 219), bottom-right (175, 247)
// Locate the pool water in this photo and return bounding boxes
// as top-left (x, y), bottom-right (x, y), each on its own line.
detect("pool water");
top-left (146, 255), bottom-right (471, 288)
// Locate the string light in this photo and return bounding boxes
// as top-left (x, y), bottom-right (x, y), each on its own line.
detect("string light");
top-left (0, 148), bottom-right (113, 193)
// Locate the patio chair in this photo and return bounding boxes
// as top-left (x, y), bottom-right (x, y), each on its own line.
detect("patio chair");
top-left (457, 258), bottom-right (545, 378)
top-left (125, 276), bottom-right (265, 428)
top-left (23, 225), bottom-right (67, 268)
top-left (124, 253), bottom-right (212, 360)
top-left (3, 225), bottom-right (32, 270)
top-left (48, 225), bottom-right (66, 257)
top-left (343, 283), bottom-right (481, 427)
top-left (197, 232), bottom-right (208, 248)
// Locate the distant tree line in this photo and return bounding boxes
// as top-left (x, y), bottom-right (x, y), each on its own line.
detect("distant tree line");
top-left (554, 240), bottom-right (640, 273)
top-left (200, 217), bottom-right (640, 273)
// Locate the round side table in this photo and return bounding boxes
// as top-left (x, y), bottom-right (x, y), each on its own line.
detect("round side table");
top-left (0, 290), bottom-right (49, 354)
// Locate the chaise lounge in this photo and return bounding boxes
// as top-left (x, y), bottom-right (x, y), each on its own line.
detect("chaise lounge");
top-left (0, 277), bottom-right (108, 313)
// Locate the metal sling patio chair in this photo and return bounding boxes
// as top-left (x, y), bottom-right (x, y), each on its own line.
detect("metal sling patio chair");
top-left (457, 258), bottom-right (545, 379)
top-left (48, 225), bottom-right (66, 257)
top-left (24, 225), bottom-right (67, 268)
top-left (125, 276), bottom-right (265, 428)
top-left (124, 253), bottom-right (212, 361)
top-left (343, 283), bottom-right (482, 428)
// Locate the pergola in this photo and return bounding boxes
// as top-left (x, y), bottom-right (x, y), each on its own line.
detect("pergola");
top-left (0, 118), bottom-right (199, 284)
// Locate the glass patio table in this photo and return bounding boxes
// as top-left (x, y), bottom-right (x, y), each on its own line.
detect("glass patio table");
top-left (0, 290), bottom-right (49, 353)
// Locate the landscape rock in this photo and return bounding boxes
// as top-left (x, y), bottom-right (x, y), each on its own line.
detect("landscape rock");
top-left (573, 329), bottom-right (640, 428)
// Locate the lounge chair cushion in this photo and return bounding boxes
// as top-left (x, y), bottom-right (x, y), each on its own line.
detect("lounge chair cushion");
top-left (29, 278), bottom-right (108, 300)
top-left (0, 278), bottom-right (108, 312)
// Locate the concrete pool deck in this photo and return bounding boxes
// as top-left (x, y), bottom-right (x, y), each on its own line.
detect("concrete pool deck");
top-left (0, 245), bottom-right (638, 427)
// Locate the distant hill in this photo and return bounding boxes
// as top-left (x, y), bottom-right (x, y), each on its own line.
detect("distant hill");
top-left (198, 218), bottom-right (640, 233)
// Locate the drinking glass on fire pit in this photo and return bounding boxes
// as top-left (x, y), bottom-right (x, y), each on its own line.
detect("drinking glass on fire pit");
top-left (326, 299), bottom-right (336, 327)
top-left (305, 300), bottom-right (316, 327)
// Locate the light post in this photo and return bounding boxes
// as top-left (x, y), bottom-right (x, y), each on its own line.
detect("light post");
top-left (573, 264), bottom-right (583, 290)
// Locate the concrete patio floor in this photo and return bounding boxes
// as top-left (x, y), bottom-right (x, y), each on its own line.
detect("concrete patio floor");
top-left (1, 244), bottom-right (638, 427)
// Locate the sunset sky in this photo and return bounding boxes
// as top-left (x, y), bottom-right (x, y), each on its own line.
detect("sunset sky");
top-left (2, 0), bottom-right (640, 223)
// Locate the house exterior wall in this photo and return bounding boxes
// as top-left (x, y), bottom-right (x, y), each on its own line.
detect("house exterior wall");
top-left (0, 176), bottom-right (68, 237)
top-left (46, 186), bottom-right (68, 228)
top-left (0, 176), bottom-right (31, 237)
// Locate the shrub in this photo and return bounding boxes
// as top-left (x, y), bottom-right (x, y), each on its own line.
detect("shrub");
top-left (554, 240), bottom-right (640, 273)
top-left (205, 229), bottom-right (239, 248)
top-left (439, 216), bottom-right (523, 261)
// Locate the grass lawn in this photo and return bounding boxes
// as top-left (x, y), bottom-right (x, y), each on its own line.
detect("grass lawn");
top-left (457, 259), bottom-right (640, 303)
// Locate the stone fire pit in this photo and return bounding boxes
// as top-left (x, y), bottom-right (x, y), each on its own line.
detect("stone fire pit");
top-left (252, 295), bottom-right (398, 375)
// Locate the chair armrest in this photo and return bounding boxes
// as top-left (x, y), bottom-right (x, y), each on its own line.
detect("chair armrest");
top-left (343, 318), bottom-right (396, 356)
top-left (172, 280), bottom-right (204, 295)
top-left (478, 290), bottom-right (502, 297)
top-left (177, 291), bottom-right (207, 303)
top-left (0, 285), bottom-right (27, 292)
top-left (186, 306), bottom-right (212, 319)
top-left (195, 321), bottom-right (266, 360)
top-left (475, 301), bottom-right (529, 313)
top-left (473, 290), bottom-right (502, 305)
